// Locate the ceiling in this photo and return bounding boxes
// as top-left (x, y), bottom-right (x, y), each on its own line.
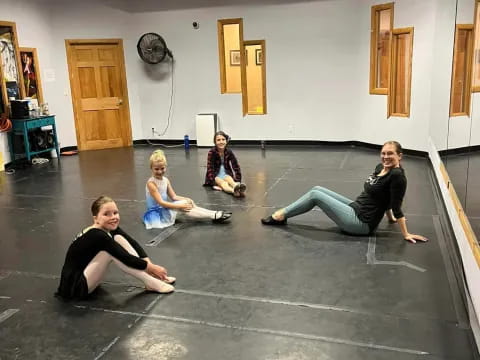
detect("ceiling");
top-left (34, 0), bottom-right (325, 13)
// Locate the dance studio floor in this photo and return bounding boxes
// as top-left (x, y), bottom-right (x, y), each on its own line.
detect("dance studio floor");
top-left (0, 145), bottom-right (478, 360)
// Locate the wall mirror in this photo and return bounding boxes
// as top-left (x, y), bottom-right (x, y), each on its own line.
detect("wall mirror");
top-left (442, 0), bottom-right (480, 243)
top-left (0, 20), bottom-right (25, 116)
top-left (20, 47), bottom-right (44, 105)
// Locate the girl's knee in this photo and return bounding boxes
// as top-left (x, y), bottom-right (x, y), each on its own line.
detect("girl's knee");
top-left (113, 234), bottom-right (127, 243)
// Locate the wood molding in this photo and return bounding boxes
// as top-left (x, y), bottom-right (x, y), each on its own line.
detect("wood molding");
top-left (388, 27), bottom-right (414, 118)
top-left (440, 163), bottom-right (480, 268)
top-left (217, 18), bottom-right (244, 95)
top-left (19, 47), bottom-right (44, 105)
top-left (369, 3), bottom-right (394, 95)
top-left (242, 40), bottom-right (266, 116)
top-left (450, 24), bottom-right (473, 116)
top-left (0, 20), bottom-right (26, 113)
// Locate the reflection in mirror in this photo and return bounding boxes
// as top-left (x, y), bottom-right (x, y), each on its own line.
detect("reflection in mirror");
top-left (467, 0), bottom-right (480, 241)
top-left (241, 40), bottom-right (266, 116)
top-left (445, 0), bottom-right (480, 243)
top-left (0, 21), bottom-right (25, 115)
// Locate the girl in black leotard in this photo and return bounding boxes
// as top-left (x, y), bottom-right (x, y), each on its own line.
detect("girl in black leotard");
top-left (57, 196), bottom-right (175, 300)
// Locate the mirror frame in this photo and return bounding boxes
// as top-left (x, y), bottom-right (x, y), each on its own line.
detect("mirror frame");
top-left (0, 20), bottom-right (25, 116)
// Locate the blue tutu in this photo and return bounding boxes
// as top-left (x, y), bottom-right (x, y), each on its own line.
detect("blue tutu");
top-left (143, 176), bottom-right (177, 229)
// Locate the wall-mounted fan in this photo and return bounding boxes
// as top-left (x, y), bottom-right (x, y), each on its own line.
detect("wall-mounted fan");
top-left (137, 33), bottom-right (173, 64)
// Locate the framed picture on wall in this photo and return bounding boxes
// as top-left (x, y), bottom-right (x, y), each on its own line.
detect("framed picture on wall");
top-left (0, 21), bottom-right (25, 115)
top-left (20, 47), bottom-right (44, 104)
top-left (255, 49), bottom-right (263, 65)
top-left (230, 50), bottom-right (241, 66)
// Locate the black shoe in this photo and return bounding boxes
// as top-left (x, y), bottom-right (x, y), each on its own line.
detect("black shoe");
top-left (261, 215), bottom-right (287, 225)
top-left (213, 211), bottom-right (232, 223)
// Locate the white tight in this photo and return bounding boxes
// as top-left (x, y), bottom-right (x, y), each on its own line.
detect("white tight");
top-left (176, 199), bottom-right (219, 220)
top-left (83, 234), bottom-right (168, 293)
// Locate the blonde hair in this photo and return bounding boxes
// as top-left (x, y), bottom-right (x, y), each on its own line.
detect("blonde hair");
top-left (149, 150), bottom-right (167, 168)
top-left (91, 195), bottom-right (115, 216)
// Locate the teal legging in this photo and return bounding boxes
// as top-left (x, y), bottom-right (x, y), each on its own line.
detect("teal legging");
top-left (284, 186), bottom-right (370, 235)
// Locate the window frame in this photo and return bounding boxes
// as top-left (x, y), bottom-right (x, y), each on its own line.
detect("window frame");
top-left (369, 2), bottom-right (394, 95)
top-left (240, 39), bottom-right (267, 116)
top-left (217, 18), bottom-right (244, 94)
top-left (388, 27), bottom-right (414, 118)
top-left (472, 0), bottom-right (480, 92)
top-left (450, 24), bottom-right (474, 117)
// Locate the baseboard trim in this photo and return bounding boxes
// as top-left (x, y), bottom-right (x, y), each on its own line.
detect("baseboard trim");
top-left (133, 139), bottom-right (428, 157)
top-left (439, 145), bottom-right (480, 156)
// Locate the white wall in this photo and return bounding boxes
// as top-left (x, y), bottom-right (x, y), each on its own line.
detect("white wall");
top-left (0, 0), bottom-right (461, 163)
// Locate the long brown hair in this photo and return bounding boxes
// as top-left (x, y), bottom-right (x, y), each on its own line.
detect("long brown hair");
top-left (383, 141), bottom-right (403, 155)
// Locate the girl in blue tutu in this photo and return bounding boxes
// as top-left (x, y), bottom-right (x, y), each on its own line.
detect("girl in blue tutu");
top-left (143, 150), bottom-right (232, 229)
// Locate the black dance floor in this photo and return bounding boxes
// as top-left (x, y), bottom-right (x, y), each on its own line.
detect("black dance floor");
top-left (0, 145), bottom-right (478, 359)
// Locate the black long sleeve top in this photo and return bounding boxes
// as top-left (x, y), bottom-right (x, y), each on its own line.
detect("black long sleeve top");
top-left (350, 164), bottom-right (407, 232)
top-left (56, 226), bottom-right (148, 300)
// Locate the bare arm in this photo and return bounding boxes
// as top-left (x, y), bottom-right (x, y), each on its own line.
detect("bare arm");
top-left (396, 217), bottom-right (428, 244)
top-left (147, 181), bottom-right (190, 211)
top-left (385, 209), bottom-right (397, 223)
top-left (166, 180), bottom-right (193, 205)
top-left (146, 261), bottom-right (168, 280)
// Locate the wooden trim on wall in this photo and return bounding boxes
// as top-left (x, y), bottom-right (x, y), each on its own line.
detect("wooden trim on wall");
top-left (369, 2), bottom-right (394, 95)
top-left (261, 40), bottom-right (267, 115)
top-left (450, 24), bottom-right (474, 117)
top-left (240, 40), bottom-right (248, 116)
top-left (241, 40), bottom-right (267, 116)
top-left (472, 0), bottom-right (480, 92)
top-left (440, 163), bottom-right (480, 268)
top-left (388, 27), bottom-right (414, 118)
top-left (0, 20), bottom-right (26, 112)
top-left (19, 47), bottom-right (44, 105)
top-left (217, 18), bottom-right (244, 95)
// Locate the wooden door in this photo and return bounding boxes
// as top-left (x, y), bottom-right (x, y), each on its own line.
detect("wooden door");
top-left (65, 39), bottom-right (132, 151)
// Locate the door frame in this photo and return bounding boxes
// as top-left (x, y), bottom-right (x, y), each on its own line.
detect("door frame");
top-left (65, 38), bottom-right (132, 150)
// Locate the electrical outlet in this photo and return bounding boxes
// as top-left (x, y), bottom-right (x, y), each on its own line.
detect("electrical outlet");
top-left (288, 125), bottom-right (294, 134)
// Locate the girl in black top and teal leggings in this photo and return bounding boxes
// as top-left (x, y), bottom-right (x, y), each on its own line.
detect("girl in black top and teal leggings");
top-left (57, 196), bottom-right (176, 300)
top-left (262, 141), bottom-right (428, 244)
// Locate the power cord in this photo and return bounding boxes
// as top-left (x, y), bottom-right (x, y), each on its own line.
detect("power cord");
top-left (136, 58), bottom-right (196, 149)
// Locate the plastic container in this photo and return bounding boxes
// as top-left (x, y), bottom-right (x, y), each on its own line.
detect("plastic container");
top-left (184, 135), bottom-right (190, 150)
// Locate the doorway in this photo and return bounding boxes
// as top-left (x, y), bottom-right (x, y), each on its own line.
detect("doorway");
top-left (65, 39), bottom-right (132, 151)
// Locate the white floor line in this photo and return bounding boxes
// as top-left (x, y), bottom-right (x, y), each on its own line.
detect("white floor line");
top-left (76, 305), bottom-right (429, 356)
top-left (366, 235), bottom-right (427, 272)
top-left (263, 168), bottom-right (292, 198)
top-left (2, 268), bottom-right (458, 325)
top-left (93, 336), bottom-right (120, 360)
top-left (0, 309), bottom-right (19, 324)
top-left (339, 151), bottom-right (350, 169)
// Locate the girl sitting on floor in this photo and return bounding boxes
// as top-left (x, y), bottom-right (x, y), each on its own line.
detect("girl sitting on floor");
top-left (144, 150), bottom-right (232, 229)
top-left (56, 195), bottom-right (175, 300)
top-left (204, 131), bottom-right (246, 197)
